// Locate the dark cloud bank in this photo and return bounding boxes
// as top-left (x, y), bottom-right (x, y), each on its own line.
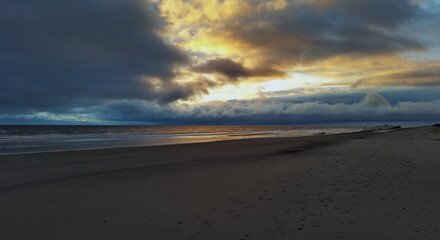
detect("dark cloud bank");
top-left (5, 88), bottom-right (438, 125)
top-left (90, 89), bottom-right (440, 125)
top-left (0, 0), bottom-right (194, 114)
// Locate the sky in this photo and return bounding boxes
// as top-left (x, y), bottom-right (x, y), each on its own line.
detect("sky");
top-left (1, 0), bottom-right (440, 125)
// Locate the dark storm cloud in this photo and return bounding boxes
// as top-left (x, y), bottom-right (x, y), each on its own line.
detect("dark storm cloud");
top-left (192, 58), bottom-right (285, 80)
top-left (0, 0), bottom-right (190, 114)
top-left (193, 58), bottom-right (248, 79)
top-left (223, 0), bottom-right (425, 64)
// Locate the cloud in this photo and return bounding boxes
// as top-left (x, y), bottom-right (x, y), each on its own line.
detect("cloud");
top-left (170, 92), bottom-right (440, 124)
top-left (192, 58), bottom-right (285, 80)
top-left (353, 64), bottom-right (440, 88)
top-left (220, 0), bottom-right (425, 65)
top-left (328, 0), bottom-right (423, 27)
top-left (158, 0), bottom-right (432, 90)
top-left (161, 0), bottom-right (427, 61)
top-left (2, 87), bottom-right (440, 124)
top-left (15, 90), bottom-right (434, 125)
top-left (0, 0), bottom-right (193, 114)
top-left (360, 93), bottom-right (391, 108)
top-left (1, 0), bottom-right (439, 124)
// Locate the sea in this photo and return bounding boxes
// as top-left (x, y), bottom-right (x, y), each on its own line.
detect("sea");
top-left (0, 125), bottom-right (365, 155)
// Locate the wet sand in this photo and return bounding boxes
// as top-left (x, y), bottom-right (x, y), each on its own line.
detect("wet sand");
top-left (1, 126), bottom-right (440, 239)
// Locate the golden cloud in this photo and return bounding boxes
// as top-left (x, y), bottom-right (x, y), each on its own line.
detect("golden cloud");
top-left (157, 0), bottom-right (438, 101)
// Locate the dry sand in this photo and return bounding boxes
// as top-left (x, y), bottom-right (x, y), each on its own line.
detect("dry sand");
top-left (1, 126), bottom-right (440, 240)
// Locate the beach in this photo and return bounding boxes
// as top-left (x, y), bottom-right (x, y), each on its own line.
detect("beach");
top-left (1, 126), bottom-right (439, 239)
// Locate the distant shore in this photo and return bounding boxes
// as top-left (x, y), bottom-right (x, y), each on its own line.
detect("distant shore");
top-left (1, 126), bottom-right (440, 239)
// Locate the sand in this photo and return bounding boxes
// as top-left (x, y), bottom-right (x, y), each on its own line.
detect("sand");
top-left (1, 126), bottom-right (440, 240)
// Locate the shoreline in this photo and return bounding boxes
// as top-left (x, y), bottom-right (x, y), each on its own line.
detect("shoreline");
top-left (1, 126), bottom-right (439, 239)
top-left (0, 126), bottom-right (387, 157)
top-left (0, 125), bottom-right (374, 156)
